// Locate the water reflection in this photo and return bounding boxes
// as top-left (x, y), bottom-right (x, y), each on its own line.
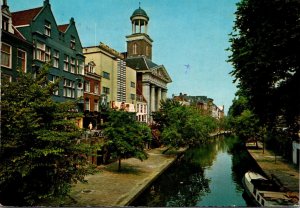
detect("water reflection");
top-left (132, 136), bottom-right (257, 207)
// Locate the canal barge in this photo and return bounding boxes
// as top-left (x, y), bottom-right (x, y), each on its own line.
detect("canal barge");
top-left (242, 171), bottom-right (297, 206)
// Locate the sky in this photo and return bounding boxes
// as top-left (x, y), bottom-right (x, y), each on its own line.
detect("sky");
top-left (7, 0), bottom-right (239, 114)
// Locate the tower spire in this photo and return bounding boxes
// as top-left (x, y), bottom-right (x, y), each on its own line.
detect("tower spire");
top-left (139, 2), bottom-right (141, 8)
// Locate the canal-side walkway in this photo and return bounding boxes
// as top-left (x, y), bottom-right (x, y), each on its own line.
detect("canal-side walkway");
top-left (68, 147), bottom-right (185, 206)
top-left (246, 142), bottom-right (299, 197)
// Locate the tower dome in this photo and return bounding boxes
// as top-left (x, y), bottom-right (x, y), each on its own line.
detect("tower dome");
top-left (130, 6), bottom-right (149, 34)
top-left (130, 7), bottom-right (149, 21)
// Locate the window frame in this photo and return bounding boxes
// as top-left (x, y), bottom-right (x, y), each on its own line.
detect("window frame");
top-left (84, 80), bottom-right (90, 92)
top-left (63, 78), bottom-right (75, 98)
top-left (45, 46), bottom-right (51, 62)
top-left (53, 50), bottom-right (59, 68)
top-left (94, 100), bottom-right (99, 112)
top-left (70, 36), bottom-right (76, 49)
top-left (70, 57), bottom-right (76, 73)
top-left (130, 81), bottom-right (135, 88)
top-left (64, 55), bottom-right (69, 71)
top-left (103, 86), bottom-right (110, 95)
top-left (17, 49), bottom-right (27, 72)
top-left (94, 82), bottom-right (99, 95)
top-left (35, 41), bottom-right (46, 61)
top-left (1, 42), bottom-right (12, 68)
top-left (44, 21), bottom-right (51, 37)
top-left (103, 71), bottom-right (110, 79)
top-left (85, 98), bottom-right (90, 111)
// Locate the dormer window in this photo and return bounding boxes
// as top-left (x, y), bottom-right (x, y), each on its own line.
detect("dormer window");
top-left (70, 36), bottom-right (76, 49)
top-left (2, 16), bottom-right (9, 32)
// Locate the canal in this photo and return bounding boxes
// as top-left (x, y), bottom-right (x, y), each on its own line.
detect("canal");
top-left (131, 136), bottom-right (260, 207)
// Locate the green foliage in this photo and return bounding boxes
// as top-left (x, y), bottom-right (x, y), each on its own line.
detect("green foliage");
top-left (153, 99), bottom-right (218, 149)
top-left (228, 0), bottom-right (300, 132)
top-left (0, 64), bottom-right (96, 206)
top-left (227, 92), bottom-right (266, 145)
top-left (103, 110), bottom-right (152, 171)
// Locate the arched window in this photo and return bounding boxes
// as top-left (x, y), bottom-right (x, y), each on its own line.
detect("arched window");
top-left (133, 43), bottom-right (137, 54)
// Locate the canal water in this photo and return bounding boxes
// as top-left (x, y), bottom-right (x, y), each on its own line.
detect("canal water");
top-left (131, 136), bottom-right (260, 207)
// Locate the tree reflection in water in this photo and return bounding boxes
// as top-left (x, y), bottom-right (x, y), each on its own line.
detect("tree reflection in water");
top-left (131, 136), bottom-right (253, 207)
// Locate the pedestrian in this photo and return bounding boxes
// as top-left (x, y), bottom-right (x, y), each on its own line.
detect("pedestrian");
top-left (88, 122), bottom-right (93, 131)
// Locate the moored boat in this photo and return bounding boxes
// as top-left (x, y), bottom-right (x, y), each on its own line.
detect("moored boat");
top-left (242, 171), bottom-right (298, 206)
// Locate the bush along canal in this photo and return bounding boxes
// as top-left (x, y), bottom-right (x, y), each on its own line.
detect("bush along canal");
top-left (131, 136), bottom-right (262, 207)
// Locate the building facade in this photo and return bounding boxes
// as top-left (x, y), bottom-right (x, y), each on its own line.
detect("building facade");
top-left (83, 61), bottom-right (101, 128)
top-left (125, 6), bottom-right (172, 123)
top-left (173, 93), bottom-right (225, 119)
top-left (11, 0), bottom-right (85, 104)
top-left (1, 1), bottom-right (33, 82)
top-left (84, 43), bottom-right (136, 113)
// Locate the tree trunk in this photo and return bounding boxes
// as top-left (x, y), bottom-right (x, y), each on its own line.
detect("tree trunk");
top-left (118, 158), bottom-right (121, 171)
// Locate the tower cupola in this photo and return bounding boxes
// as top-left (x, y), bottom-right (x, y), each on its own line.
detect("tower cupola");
top-left (130, 6), bottom-right (149, 34)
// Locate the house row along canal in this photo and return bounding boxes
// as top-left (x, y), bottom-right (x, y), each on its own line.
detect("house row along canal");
top-left (131, 136), bottom-right (261, 207)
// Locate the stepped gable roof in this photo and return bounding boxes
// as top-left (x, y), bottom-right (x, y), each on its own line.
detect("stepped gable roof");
top-left (12, 7), bottom-right (43, 26)
top-left (58, 24), bottom-right (69, 32)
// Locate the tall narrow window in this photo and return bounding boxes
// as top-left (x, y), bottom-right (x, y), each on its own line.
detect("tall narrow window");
top-left (1, 43), bottom-right (11, 68)
top-left (77, 60), bottom-right (84, 75)
top-left (36, 42), bottom-right (45, 61)
top-left (146, 46), bottom-right (149, 56)
top-left (70, 58), bottom-right (75, 73)
top-left (53, 50), bottom-right (59, 68)
top-left (77, 82), bottom-right (83, 97)
top-left (2, 16), bottom-right (9, 32)
top-left (94, 82), bottom-right (99, 95)
top-left (44, 21), bottom-right (51, 36)
top-left (64, 55), bottom-right (69, 71)
top-left (17, 49), bottom-right (26, 72)
top-left (133, 43), bottom-right (137, 54)
top-left (70, 36), bottom-right (76, 49)
top-left (94, 100), bottom-right (99, 112)
top-left (85, 98), bottom-right (90, 111)
top-left (84, 81), bottom-right (90, 92)
top-left (45, 46), bottom-right (51, 62)
top-left (49, 74), bottom-right (59, 95)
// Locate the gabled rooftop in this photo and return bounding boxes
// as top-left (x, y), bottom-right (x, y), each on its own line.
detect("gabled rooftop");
top-left (12, 7), bottom-right (43, 26)
top-left (58, 24), bottom-right (69, 32)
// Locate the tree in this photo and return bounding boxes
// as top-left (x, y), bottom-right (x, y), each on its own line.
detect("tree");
top-left (228, 0), bottom-right (300, 133)
top-left (103, 110), bottom-right (151, 171)
top-left (0, 65), bottom-right (96, 206)
top-left (153, 99), bottom-right (218, 150)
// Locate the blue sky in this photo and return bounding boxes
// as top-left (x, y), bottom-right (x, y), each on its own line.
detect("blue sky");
top-left (8, 0), bottom-right (239, 113)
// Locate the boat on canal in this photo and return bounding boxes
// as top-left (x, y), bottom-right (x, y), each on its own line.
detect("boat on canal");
top-left (242, 171), bottom-right (298, 206)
